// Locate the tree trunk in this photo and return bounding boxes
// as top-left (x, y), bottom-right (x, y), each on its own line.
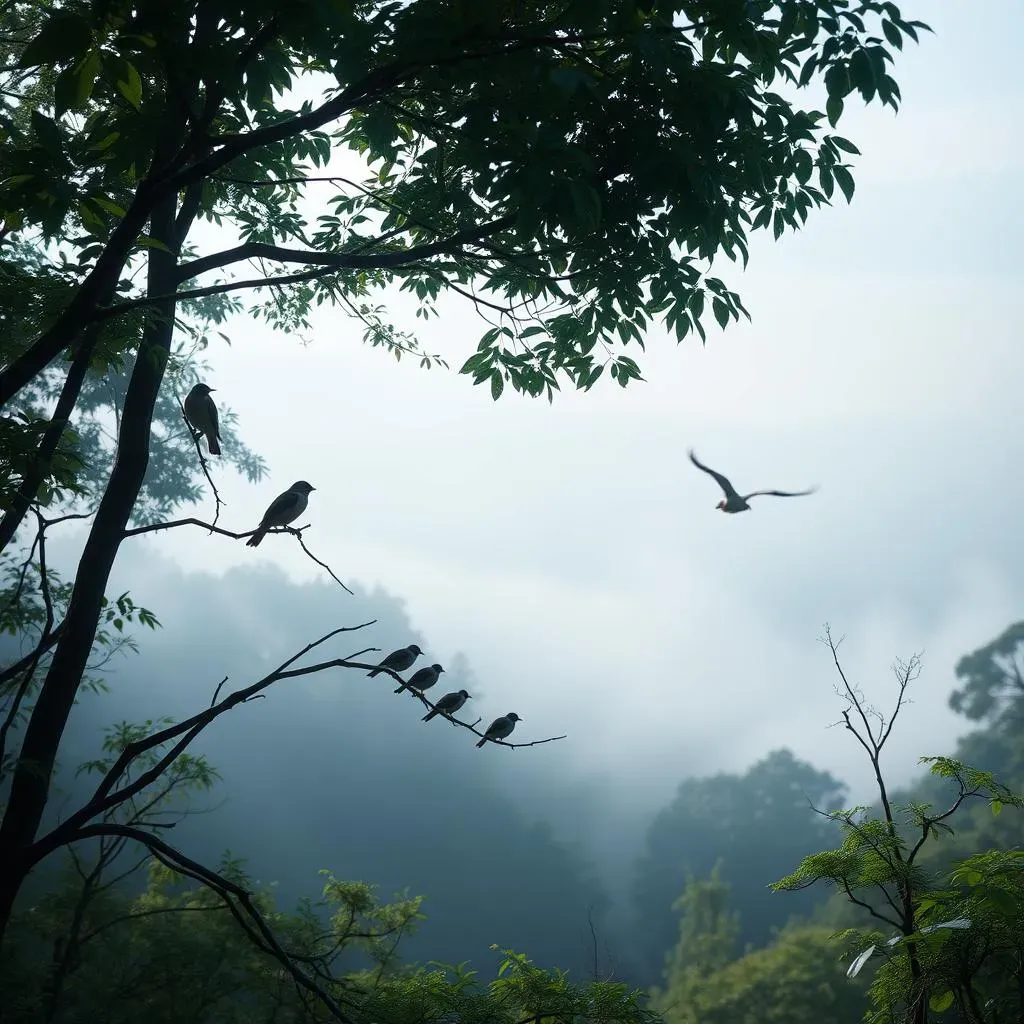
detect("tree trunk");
top-left (0, 182), bottom-right (195, 947)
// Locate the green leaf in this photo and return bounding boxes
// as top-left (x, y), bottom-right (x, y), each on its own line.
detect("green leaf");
top-left (793, 148), bottom-right (813, 185)
top-left (490, 370), bottom-right (504, 401)
top-left (135, 235), bottom-right (173, 253)
top-left (991, 798), bottom-right (1003, 817)
top-left (833, 165), bottom-right (855, 202)
top-left (90, 195), bottom-right (127, 218)
top-left (929, 991), bottom-right (954, 1014)
top-left (54, 51), bottom-right (102, 116)
top-left (831, 136), bottom-right (861, 155)
top-left (826, 94), bottom-right (844, 127)
top-left (712, 297), bottom-right (729, 330)
top-left (116, 61), bottom-right (144, 109)
top-left (17, 12), bottom-right (93, 69)
top-left (30, 111), bottom-right (64, 158)
top-left (882, 20), bottom-right (903, 49)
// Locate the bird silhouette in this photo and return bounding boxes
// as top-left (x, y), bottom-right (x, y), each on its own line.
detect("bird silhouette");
top-left (422, 689), bottom-right (470, 722)
top-left (368, 645), bottom-right (422, 678)
top-left (183, 383), bottom-right (221, 456)
top-left (476, 712), bottom-right (521, 748)
top-left (246, 481), bottom-right (315, 547)
top-left (394, 663), bottom-right (444, 695)
top-left (688, 449), bottom-right (816, 514)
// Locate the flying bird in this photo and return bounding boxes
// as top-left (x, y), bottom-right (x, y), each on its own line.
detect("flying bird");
top-left (688, 449), bottom-right (816, 514)
top-left (394, 663), bottom-right (444, 695)
top-left (368, 645), bottom-right (423, 678)
top-left (245, 480), bottom-right (315, 547)
top-left (476, 712), bottom-right (521, 748)
top-left (183, 382), bottom-right (221, 456)
top-left (422, 689), bottom-right (471, 723)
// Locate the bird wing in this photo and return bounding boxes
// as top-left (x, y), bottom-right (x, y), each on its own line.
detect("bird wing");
top-left (688, 450), bottom-right (740, 500)
top-left (205, 394), bottom-right (220, 439)
top-left (259, 489), bottom-right (300, 528)
top-left (485, 717), bottom-right (511, 739)
top-left (743, 487), bottom-right (817, 501)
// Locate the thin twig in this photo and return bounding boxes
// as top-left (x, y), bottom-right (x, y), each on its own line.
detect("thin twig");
top-left (178, 397), bottom-right (224, 529)
top-left (121, 516), bottom-right (354, 596)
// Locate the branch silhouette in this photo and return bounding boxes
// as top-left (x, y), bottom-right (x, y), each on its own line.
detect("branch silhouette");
top-left (70, 822), bottom-right (356, 1024)
top-left (121, 516), bottom-right (354, 595)
top-left (178, 398), bottom-right (224, 529)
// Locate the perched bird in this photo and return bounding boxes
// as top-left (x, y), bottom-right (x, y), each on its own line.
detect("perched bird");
top-left (688, 449), bottom-right (816, 514)
top-left (183, 382), bottom-right (221, 456)
top-left (394, 663), bottom-right (444, 695)
top-left (368, 644), bottom-right (423, 678)
top-left (422, 689), bottom-right (470, 723)
top-left (245, 481), bottom-right (316, 547)
top-left (476, 712), bottom-right (521, 748)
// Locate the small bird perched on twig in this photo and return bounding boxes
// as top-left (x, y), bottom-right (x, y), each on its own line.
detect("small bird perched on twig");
top-left (394, 663), bottom-right (444, 695)
top-left (688, 449), bottom-right (816, 514)
top-left (245, 481), bottom-right (316, 547)
top-left (183, 383), bottom-right (221, 456)
top-left (368, 645), bottom-right (422, 678)
top-left (476, 712), bottom-right (521, 748)
top-left (422, 689), bottom-right (470, 722)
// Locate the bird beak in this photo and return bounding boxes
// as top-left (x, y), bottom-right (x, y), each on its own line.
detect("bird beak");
top-left (209, 388), bottom-right (217, 392)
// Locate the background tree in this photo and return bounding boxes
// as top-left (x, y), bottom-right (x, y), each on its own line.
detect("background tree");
top-left (0, 0), bottom-right (929, 999)
top-left (631, 748), bottom-right (846, 983)
top-left (948, 621), bottom-right (1024, 734)
top-left (772, 626), bottom-right (1024, 1024)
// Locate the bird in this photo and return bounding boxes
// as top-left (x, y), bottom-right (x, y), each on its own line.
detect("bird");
top-left (394, 663), bottom-right (444, 695)
top-left (688, 449), bottom-right (817, 514)
top-left (422, 689), bottom-right (471, 723)
top-left (183, 382), bottom-right (221, 455)
top-left (476, 712), bottom-right (521, 748)
top-left (245, 481), bottom-right (316, 547)
top-left (368, 645), bottom-right (423, 678)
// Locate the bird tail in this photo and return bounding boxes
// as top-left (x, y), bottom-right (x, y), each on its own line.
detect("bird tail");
top-left (208, 435), bottom-right (221, 456)
top-left (393, 684), bottom-right (407, 694)
top-left (422, 708), bottom-right (439, 722)
top-left (367, 668), bottom-right (382, 678)
top-left (245, 528), bottom-right (266, 548)
top-left (475, 736), bottom-right (487, 748)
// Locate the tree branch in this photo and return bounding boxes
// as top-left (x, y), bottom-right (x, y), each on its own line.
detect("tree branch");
top-left (121, 516), bottom-right (354, 595)
top-left (70, 822), bottom-right (356, 1024)
top-left (175, 214), bottom-right (517, 283)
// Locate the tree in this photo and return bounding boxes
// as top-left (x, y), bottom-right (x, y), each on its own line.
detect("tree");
top-left (949, 621), bottom-right (1024, 732)
top-left (631, 748), bottom-right (847, 983)
top-left (772, 626), bottom-right (1024, 1024)
top-left (0, 0), bottom-right (930, 1001)
top-left (654, 867), bottom-right (867, 1024)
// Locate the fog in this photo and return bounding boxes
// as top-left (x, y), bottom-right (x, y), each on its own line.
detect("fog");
top-left (11, 0), bottom-right (1024, 996)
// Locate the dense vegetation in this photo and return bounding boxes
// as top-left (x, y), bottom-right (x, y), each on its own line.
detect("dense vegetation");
top-left (7, 3), bottom-right (1020, 1024)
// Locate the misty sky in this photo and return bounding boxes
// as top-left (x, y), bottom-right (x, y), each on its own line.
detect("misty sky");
top-left (50, 0), bottom-right (1024, 814)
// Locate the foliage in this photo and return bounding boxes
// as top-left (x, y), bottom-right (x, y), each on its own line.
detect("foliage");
top-left (0, 238), bottom-right (266, 529)
top-left (1, 853), bottom-right (657, 1024)
top-left (772, 627), bottom-right (1024, 1024)
top-left (654, 868), bottom-right (867, 1024)
top-left (632, 747), bottom-right (845, 982)
top-left (0, 1), bottom-right (930, 1014)
top-left (0, 0), bottom-right (930, 406)
top-left (948, 620), bottom-right (1024, 731)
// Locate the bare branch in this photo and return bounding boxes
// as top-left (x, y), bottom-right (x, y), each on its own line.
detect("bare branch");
top-left (121, 516), bottom-right (354, 595)
top-left (71, 823), bottom-right (356, 1024)
top-left (178, 399), bottom-right (224, 529)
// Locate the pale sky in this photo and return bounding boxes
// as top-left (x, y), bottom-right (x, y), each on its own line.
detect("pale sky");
top-left (56, 1), bottom-right (1024, 814)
